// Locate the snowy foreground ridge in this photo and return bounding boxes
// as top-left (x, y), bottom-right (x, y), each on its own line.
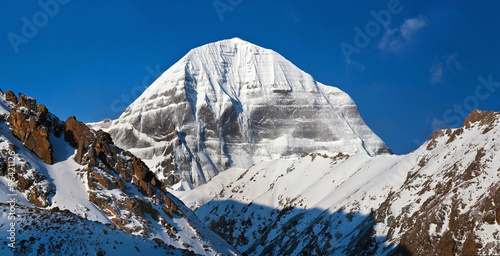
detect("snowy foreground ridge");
top-left (1, 38), bottom-right (499, 256)
top-left (90, 37), bottom-right (390, 190)
top-left (176, 110), bottom-right (500, 255)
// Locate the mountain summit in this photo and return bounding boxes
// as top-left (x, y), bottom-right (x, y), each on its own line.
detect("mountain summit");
top-left (90, 38), bottom-right (390, 190)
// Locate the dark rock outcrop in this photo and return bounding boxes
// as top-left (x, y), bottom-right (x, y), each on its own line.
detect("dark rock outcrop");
top-left (4, 92), bottom-right (64, 165)
top-left (65, 116), bottom-right (93, 164)
top-left (10, 111), bottom-right (53, 164)
top-left (65, 116), bottom-right (184, 236)
top-left (4, 90), bottom-right (17, 104)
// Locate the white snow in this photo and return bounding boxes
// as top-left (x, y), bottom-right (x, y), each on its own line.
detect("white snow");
top-left (176, 111), bottom-right (500, 255)
top-left (46, 135), bottom-right (111, 222)
top-left (89, 38), bottom-right (390, 190)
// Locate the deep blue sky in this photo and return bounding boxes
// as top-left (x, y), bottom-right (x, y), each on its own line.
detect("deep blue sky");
top-left (2, 1), bottom-right (500, 154)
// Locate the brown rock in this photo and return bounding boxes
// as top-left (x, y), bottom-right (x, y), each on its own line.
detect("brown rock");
top-left (4, 90), bottom-right (17, 104)
top-left (37, 104), bottom-right (48, 120)
top-left (27, 187), bottom-right (50, 208)
top-left (88, 192), bottom-right (118, 217)
top-left (17, 175), bottom-right (33, 191)
top-left (65, 116), bottom-right (93, 164)
top-left (115, 156), bottom-right (133, 182)
top-left (464, 110), bottom-right (496, 129)
top-left (7, 109), bottom-right (28, 139)
top-left (60, 115), bottom-right (189, 238)
top-left (7, 109), bottom-right (54, 164)
top-left (65, 116), bottom-right (93, 149)
top-left (91, 170), bottom-right (118, 190)
top-left (4, 92), bottom-right (60, 164)
top-left (17, 93), bottom-right (37, 111)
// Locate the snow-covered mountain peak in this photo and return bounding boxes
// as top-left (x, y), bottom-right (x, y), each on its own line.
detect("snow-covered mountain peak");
top-left (91, 38), bottom-right (390, 190)
top-left (136, 37), bottom-right (321, 109)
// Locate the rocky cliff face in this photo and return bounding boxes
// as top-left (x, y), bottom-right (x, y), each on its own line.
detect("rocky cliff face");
top-left (90, 38), bottom-right (390, 190)
top-left (5, 91), bottom-right (63, 164)
top-left (177, 110), bottom-right (500, 256)
top-left (64, 116), bottom-right (169, 235)
top-left (62, 115), bottom-right (199, 238)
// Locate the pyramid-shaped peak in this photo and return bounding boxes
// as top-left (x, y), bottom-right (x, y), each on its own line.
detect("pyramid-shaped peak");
top-left (221, 37), bottom-right (260, 46)
top-left (90, 38), bottom-right (391, 190)
top-left (174, 38), bottom-right (318, 97)
top-left (212, 37), bottom-right (254, 45)
top-left (186, 37), bottom-right (274, 57)
top-left (226, 37), bottom-right (248, 42)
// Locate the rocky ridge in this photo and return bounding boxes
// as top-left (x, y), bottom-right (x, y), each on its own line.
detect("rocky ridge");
top-left (177, 109), bottom-right (500, 256)
top-left (375, 109), bottom-right (500, 255)
top-left (63, 115), bottom-right (183, 237)
top-left (0, 90), bottom-right (238, 255)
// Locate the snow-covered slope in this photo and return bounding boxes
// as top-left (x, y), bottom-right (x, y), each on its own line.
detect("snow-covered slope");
top-left (376, 110), bottom-right (500, 255)
top-left (176, 153), bottom-right (408, 255)
top-left (0, 91), bottom-right (238, 255)
top-left (176, 110), bottom-right (500, 255)
top-left (0, 204), bottom-right (199, 256)
top-left (89, 38), bottom-right (390, 190)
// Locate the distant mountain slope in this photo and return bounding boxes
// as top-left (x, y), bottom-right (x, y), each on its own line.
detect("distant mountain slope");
top-left (176, 110), bottom-right (500, 255)
top-left (0, 90), bottom-right (238, 255)
top-left (89, 38), bottom-right (390, 190)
